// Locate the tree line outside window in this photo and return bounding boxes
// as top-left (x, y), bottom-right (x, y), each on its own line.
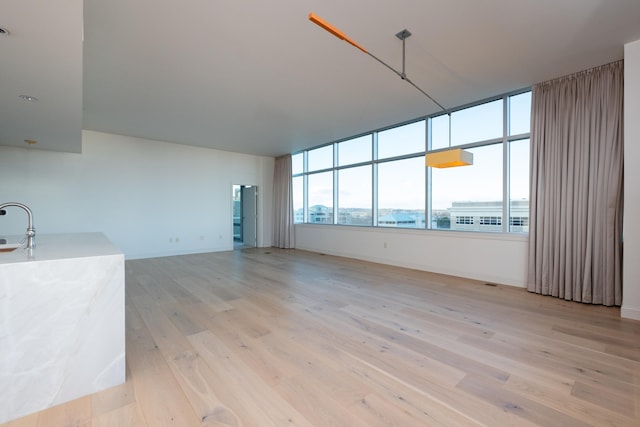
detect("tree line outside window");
top-left (292, 90), bottom-right (531, 233)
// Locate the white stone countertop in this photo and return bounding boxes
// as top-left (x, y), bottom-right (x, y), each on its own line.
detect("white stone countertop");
top-left (0, 231), bottom-right (125, 423)
top-left (0, 232), bottom-right (122, 265)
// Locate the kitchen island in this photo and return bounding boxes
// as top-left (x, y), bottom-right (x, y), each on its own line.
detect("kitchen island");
top-left (0, 233), bottom-right (125, 423)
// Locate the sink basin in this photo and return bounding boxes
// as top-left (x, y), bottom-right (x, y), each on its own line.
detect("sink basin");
top-left (0, 243), bottom-right (22, 253)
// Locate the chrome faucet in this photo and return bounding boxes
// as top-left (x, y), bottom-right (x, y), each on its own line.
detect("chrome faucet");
top-left (0, 202), bottom-right (36, 249)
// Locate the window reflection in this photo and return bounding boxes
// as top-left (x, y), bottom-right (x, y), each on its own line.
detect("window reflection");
top-left (338, 166), bottom-right (372, 225)
top-left (378, 120), bottom-right (425, 159)
top-left (338, 135), bottom-right (372, 166)
top-left (308, 145), bottom-right (333, 172)
top-left (308, 171), bottom-right (333, 224)
top-left (378, 157), bottom-right (425, 228)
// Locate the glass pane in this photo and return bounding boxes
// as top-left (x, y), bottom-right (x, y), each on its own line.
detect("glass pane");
top-left (510, 138), bottom-right (529, 232)
top-left (451, 99), bottom-right (502, 146)
top-left (292, 175), bottom-right (303, 223)
top-left (292, 152), bottom-right (304, 175)
top-left (232, 185), bottom-right (241, 240)
top-left (338, 135), bottom-right (372, 166)
top-left (430, 144), bottom-right (503, 231)
top-left (378, 157), bottom-right (425, 228)
top-left (308, 145), bottom-right (333, 172)
top-left (509, 91), bottom-right (532, 136)
top-left (308, 171), bottom-right (333, 224)
top-left (378, 120), bottom-right (426, 159)
top-left (430, 114), bottom-right (450, 150)
top-left (338, 165), bottom-right (372, 226)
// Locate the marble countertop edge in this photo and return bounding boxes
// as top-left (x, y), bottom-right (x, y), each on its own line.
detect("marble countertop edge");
top-left (0, 232), bottom-right (123, 265)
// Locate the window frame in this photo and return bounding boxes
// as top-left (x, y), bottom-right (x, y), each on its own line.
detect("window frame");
top-left (291, 88), bottom-right (531, 233)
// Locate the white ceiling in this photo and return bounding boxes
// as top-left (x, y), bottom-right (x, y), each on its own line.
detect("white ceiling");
top-left (2, 1), bottom-right (640, 157)
top-left (1, 0), bottom-right (83, 153)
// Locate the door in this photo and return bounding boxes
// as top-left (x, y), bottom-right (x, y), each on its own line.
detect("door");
top-left (241, 186), bottom-right (257, 247)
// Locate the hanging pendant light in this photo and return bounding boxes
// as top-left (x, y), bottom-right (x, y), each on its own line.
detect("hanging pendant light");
top-left (308, 13), bottom-right (472, 168)
top-left (426, 148), bottom-right (473, 168)
top-left (426, 114), bottom-right (473, 168)
top-left (308, 13), bottom-right (368, 53)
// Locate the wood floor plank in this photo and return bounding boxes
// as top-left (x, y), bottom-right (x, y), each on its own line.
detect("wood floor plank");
top-left (188, 330), bottom-right (316, 426)
top-left (90, 364), bottom-right (136, 418)
top-left (272, 374), bottom-right (369, 427)
top-left (159, 301), bottom-right (208, 336)
top-left (91, 402), bottom-right (147, 427)
top-left (571, 380), bottom-right (635, 417)
top-left (34, 396), bottom-right (91, 427)
top-left (186, 301), bottom-right (291, 388)
top-left (351, 391), bottom-right (471, 427)
top-left (3, 413), bottom-right (38, 427)
top-left (503, 374), bottom-right (636, 426)
top-left (456, 374), bottom-right (593, 427)
top-left (188, 300), bottom-right (371, 424)
top-left (332, 304), bottom-right (511, 384)
top-left (125, 302), bottom-right (203, 426)
top-left (258, 325), bottom-right (371, 406)
top-left (174, 276), bottom-right (235, 312)
top-left (458, 332), bottom-right (639, 394)
top-left (334, 346), bottom-right (482, 427)
top-left (131, 290), bottom-right (260, 426)
top-left (305, 309), bottom-right (540, 425)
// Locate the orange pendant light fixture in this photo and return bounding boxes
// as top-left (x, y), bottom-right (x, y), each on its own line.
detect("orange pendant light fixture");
top-left (308, 12), bottom-right (473, 168)
top-left (425, 148), bottom-right (473, 168)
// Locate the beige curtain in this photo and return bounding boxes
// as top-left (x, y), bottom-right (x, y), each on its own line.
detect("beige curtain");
top-left (273, 154), bottom-right (295, 248)
top-left (528, 60), bottom-right (624, 306)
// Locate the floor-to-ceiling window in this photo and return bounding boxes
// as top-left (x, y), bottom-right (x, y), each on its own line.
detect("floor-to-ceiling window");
top-left (292, 89), bottom-right (531, 233)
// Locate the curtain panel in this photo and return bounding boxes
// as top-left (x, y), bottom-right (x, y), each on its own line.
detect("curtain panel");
top-left (528, 60), bottom-right (624, 306)
top-left (273, 154), bottom-right (295, 249)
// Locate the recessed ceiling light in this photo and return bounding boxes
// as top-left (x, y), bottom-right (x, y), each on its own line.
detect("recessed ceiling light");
top-left (0, 27), bottom-right (9, 36)
top-left (19, 95), bottom-right (39, 102)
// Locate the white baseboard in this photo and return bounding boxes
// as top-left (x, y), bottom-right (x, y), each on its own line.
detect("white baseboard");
top-left (621, 306), bottom-right (640, 321)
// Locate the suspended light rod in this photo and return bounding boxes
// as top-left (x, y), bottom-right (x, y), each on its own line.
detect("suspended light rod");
top-left (308, 13), bottom-right (450, 116)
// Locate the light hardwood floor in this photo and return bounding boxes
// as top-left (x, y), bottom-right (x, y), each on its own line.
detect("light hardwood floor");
top-left (4, 248), bottom-right (640, 426)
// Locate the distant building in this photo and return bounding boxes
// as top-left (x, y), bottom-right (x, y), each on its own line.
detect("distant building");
top-left (432, 209), bottom-right (451, 229)
top-left (296, 201), bottom-right (529, 233)
top-left (379, 213), bottom-right (417, 227)
top-left (448, 200), bottom-right (529, 232)
top-left (338, 208), bottom-right (372, 226)
top-left (309, 205), bottom-right (333, 224)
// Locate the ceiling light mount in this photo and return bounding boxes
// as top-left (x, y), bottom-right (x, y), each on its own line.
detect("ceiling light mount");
top-left (395, 29), bottom-right (411, 41)
top-left (19, 95), bottom-right (39, 102)
top-left (395, 29), bottom-right (412, 80)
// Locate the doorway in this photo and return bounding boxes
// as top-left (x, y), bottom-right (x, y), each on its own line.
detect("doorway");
top-left (232, 185), bottom-right (257, 249)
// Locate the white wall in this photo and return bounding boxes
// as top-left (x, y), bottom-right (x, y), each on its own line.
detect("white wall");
top-left (622, 40), bottom-right (640, 320)
top-left (0, 131), bottom-right (274, 259)
top-left (297, 51), bottom-right (640, 305)
top-left (296, 225), bottom-right (528, 287)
